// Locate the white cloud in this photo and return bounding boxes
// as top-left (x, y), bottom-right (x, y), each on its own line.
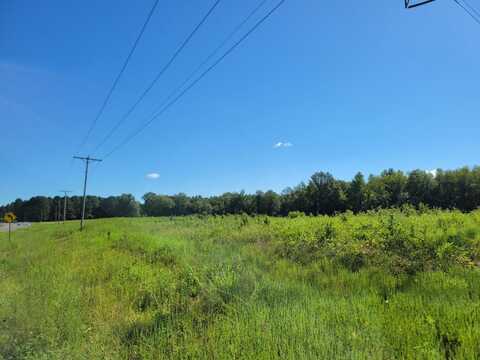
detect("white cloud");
top-left (145, 172), bottom-right (160, 180)
top-left (273, 142), bottom-right (293, 149)
top-left (428, 169), bottom-right (438, 178)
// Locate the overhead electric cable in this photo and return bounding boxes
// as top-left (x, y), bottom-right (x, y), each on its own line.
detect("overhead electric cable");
top-left (102, 0), bottom-right (286, 159)
top-left (454, 0), bottom-right (480, 25)
top-left (459, 0), bottom-right (480, 19)
top-left (91, 0), bottom-right (223, 154)
top-left (92, 0), bottom-right (268, 155)
top-left (77, 0), bottom-right (161, 151)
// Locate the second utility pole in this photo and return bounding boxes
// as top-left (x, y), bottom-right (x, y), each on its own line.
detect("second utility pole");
top-left (60, 190), bottom-right (72, 223)
top-left (73, 156), bottom-right (102, 230)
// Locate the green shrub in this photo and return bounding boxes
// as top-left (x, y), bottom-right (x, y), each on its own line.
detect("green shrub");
top-left (288, 211), bottom-right (305, 218)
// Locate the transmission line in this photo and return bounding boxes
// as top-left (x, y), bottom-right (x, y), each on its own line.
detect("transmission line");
top-left (91, 0), bottom-right (223, 154)
top-left (93, 0), bottom-right (269, 156)
top-left (77, 0), bottom-right (161, 151)
top-left (102, 0), bottom-right (286, 159)
top-left (459, 0), bottom-right (480, 19)
top-left (454, 0), bottom-right (480, 25)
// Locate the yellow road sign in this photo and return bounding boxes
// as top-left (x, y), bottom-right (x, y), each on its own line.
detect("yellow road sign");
top-left (3, 212), bottom-right (16, 224)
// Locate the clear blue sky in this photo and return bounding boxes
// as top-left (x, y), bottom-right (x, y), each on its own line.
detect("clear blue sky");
top-left (1, 0), bottom-right (478, 205)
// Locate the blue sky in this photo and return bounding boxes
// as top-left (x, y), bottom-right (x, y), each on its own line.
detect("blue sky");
top-left (1, 0), bottom-right (479, 205)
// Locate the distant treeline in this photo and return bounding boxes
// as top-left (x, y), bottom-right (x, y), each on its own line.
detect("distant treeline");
top-left (2, 166), bottom-right (480, 221)
top-left (0, 194), bottom-right (140, 222)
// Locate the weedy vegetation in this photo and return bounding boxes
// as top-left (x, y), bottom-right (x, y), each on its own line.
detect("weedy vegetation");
top-left (1, 209), bottom-right (480, 359)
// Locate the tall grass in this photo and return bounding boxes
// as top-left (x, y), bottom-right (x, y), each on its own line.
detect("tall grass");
top-left (1, 210), bottom-right (479, 359)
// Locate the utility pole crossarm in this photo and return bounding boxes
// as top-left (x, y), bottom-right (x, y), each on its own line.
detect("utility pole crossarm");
top-left (73, 156), bottom-right (102, 162)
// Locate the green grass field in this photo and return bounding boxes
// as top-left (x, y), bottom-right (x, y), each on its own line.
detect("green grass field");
top-left (1, 210), bottom-right (480, 359)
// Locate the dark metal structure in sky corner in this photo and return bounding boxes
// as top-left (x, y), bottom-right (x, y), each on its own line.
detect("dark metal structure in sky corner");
top-left (405, 0), bottom-right (437, 9)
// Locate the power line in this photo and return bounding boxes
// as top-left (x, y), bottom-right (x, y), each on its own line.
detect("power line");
top-left (454, 0), bottom-right (480, 25)
top-left (103, 0), bottom-right (285, 159)
top-left (93, 0), bottom-right (268, 156)
top-left (91, 0), bottom-right (223, 154)
top-left (459, 0), bottom-right (480, 19)
top-left (404, 0), bottom-right (480, 26)
top-left (77, 0), bottom-right (161, 152)
top-left (102, 0), bottom-right (286, 159)
top-left (103, 0), bottom-right (270, 158)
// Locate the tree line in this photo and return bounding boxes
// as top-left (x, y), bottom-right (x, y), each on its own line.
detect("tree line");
top-left (2, 166), bottom-right (480, 221)
top-left (0, 194), bottom-right (140, 222)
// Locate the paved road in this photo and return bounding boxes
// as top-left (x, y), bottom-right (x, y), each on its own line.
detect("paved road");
top-left (0, 222), bottom-right (32, 232)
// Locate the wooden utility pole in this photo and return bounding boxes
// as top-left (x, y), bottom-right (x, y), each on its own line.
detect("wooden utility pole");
top-left (60, 190), bottom-right (72, 223)
top-left (73, 156), bottom-right (102, 230)
top-left (57, 199), bottom-right (61, 222)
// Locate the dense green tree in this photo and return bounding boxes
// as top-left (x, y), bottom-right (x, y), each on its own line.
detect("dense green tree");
top-left (348, 172), bottom-right (366, 213)
top-left (225, 192), bottom-right (254, 214)
top-left (116, 194), bottom-right (140, 217)
top-left (380, 169), bottom-right (408, 207)
top-left (143, 194), bottom-right (175, 217)
top-left (22, 196), bottom-right (51, 222)
top-left (98, 197), bottom-right (119, 218)
top-left (434, 170), bottom-right (459, 209)
top-left (85, 196), bottom-right (100, 219)
top-left (173, 193), bottom-right (191, 216)
top-left (280, 183), bottom-right (310, 215)
top-left (209, 196), bottom-right (228, 215)
top-left (307, 172), bottom-right (346, 215)
top-left (406, 170), bottom-right (436, 207)
top-left (189, 196), bottom-right (213, 215)
top-left (365, 175), bottom-right (389, 209)
top-left (256, 190), bottom-right (281, 216)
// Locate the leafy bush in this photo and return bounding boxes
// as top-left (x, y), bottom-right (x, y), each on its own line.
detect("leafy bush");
top-left (270, 209), bottom-right (479, 274)
top-left (288, 211), bottom-right (305, 218)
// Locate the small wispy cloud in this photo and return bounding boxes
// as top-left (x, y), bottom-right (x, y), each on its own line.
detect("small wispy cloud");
top-left (428, 169), bottom-right (438, 178)
top-left (145, 172), bottom-right (160, 180)
top-left (0, 61), bottom-right (56, 79)
top-left (273, 142), bottom-right (293, 149)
